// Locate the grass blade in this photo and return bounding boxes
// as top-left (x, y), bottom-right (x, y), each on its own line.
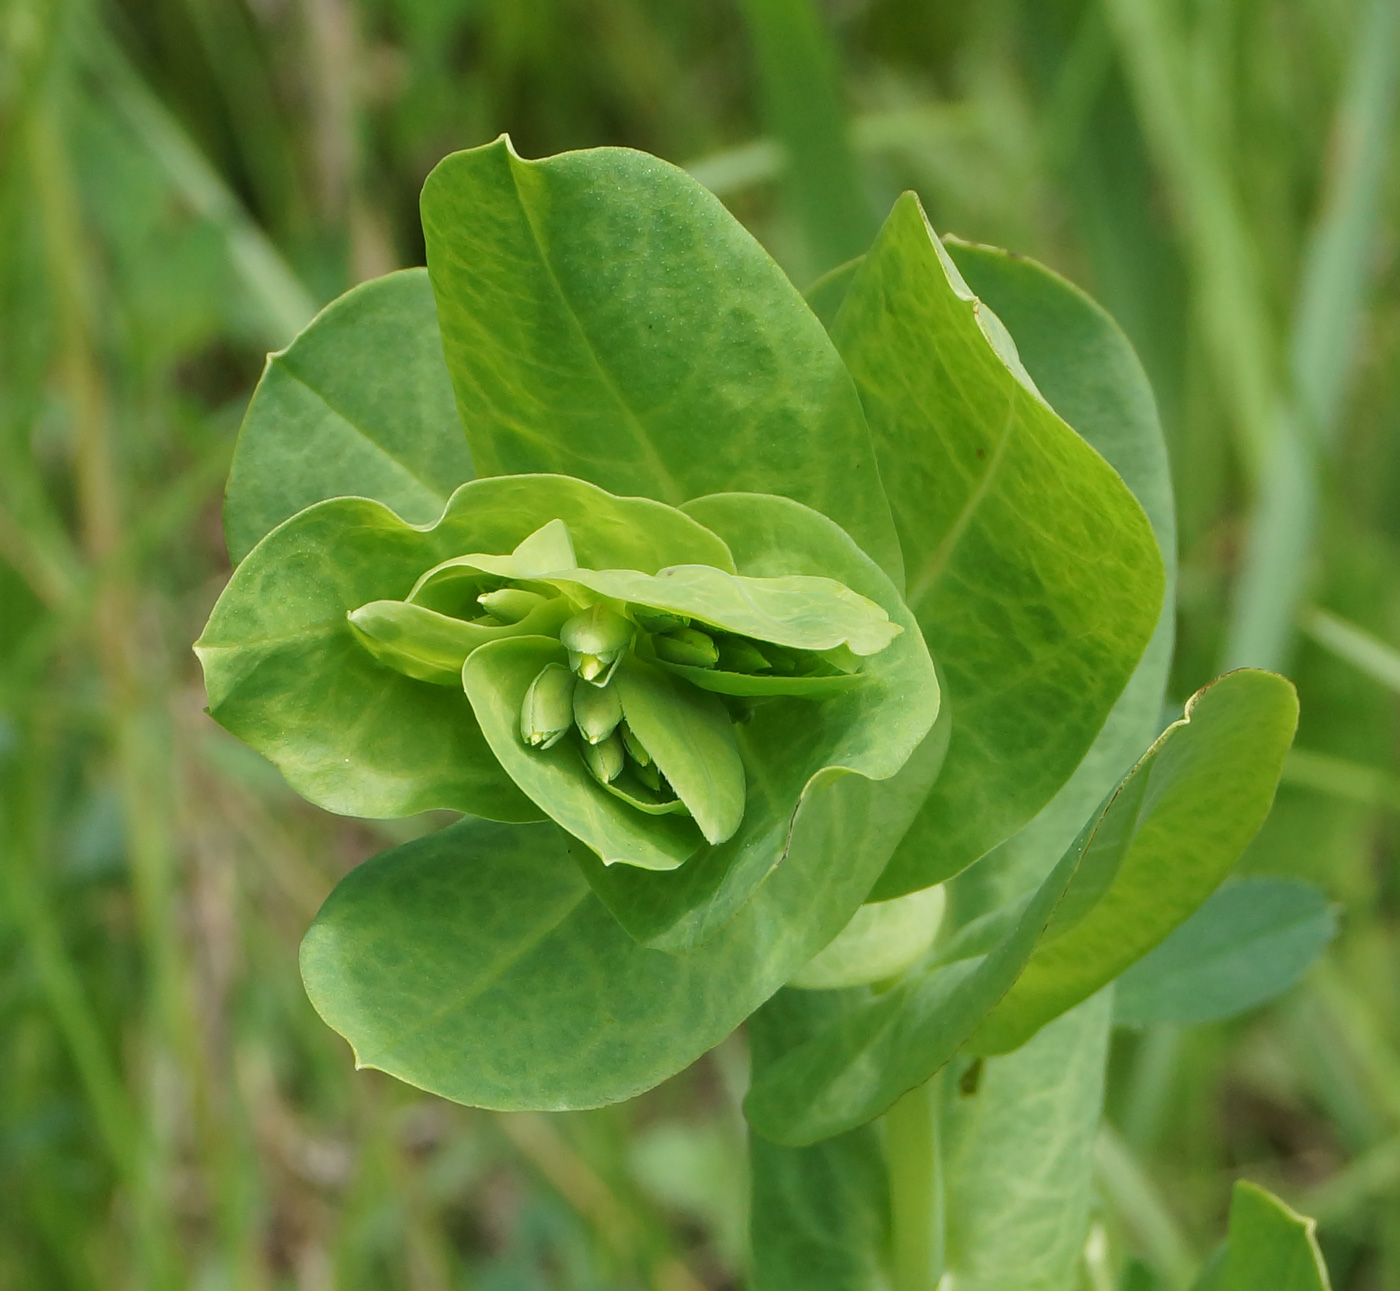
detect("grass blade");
top-left (736, 0), bottom-right (874, 276)
top-left (1300, 608), bottom-right (1400, 693)
top-left (1223, 0), bottom-right (1400, 671)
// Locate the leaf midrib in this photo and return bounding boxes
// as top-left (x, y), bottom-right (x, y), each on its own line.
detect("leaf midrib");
top-left (358, 876), bottom-right (590, 1066)
top-left (905, 390), bottom-right (1019, 614)
top-left (276, 357), bottom-right (452, 508)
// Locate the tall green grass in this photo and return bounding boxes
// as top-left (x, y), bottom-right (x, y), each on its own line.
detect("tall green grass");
top-left (1, 0), bottom-right (1398, 1286)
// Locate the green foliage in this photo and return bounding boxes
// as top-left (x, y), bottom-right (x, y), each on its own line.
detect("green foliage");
top-left (972, 669), bottom-right (1299, 1054)
top-left (1115, 878), bottom-right (1338, 1026)
top-left (420, 137), bottom-right (905, 586)
top-left (942, 994), bottom-right (1113, 1291)
top-left (224, 268), bottom-right (470, 563)
top-left (743, 669), bottom-right (1298, 1146)
top-left (1194, 1181), bottom-right (1332, 1291)
top-left (830, 195), bottom-right (1166, 897)
top-left (198, 473), bottom-right (743, 822)
top-left (300, 777), bottom-right (925, 1107)
top-left (200, 133), bottom-right (1312, 1286)
top-left (747, 990), bottom-right (891, 1291)
top-left (6, 2), bottom-right (1389, 1288)
top-left (197, 493), bottom-right (540, 821)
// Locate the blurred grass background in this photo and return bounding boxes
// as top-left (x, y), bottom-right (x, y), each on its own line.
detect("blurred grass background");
top-left (2, 0), bottom-right (1399, 1286)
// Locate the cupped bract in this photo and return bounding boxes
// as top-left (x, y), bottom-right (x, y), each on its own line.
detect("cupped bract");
top-left (196, 473), bottom-right (937, 877)
top-left (195, 473), bottom-right (732, 821)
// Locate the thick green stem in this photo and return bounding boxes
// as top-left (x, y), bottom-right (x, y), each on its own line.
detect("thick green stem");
top-left (886, 1073), bottom-right (945, 1291)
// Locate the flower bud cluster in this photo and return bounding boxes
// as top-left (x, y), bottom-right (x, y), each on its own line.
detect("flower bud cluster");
top-left (514, 591), bottom-right (828, 808)
top-left (342, 511), bottom-right (900, 842)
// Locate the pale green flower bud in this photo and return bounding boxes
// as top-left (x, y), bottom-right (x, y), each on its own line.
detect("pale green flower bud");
top-left (582, 729), bottom-right (625, 784)
top-left (574, 678), bottom-right (623, 744)
top-left (519, 663), bottom-right (575, 748)
top-left (631, 758), bottom-right (662, 793)
top-left (717, 638), bottom-right (770, 673)
top-left (632, 606), bottom-right (689, 634)
top-left (653, 626), bottom-right (719, 668)
top-left (561, 604), bottom-right (634, 683)
top-left (478, 587), bottom-right (549, 624)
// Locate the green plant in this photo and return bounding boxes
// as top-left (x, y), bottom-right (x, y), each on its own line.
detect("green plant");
top-left (197, 136), bottom-right (1327, 1289)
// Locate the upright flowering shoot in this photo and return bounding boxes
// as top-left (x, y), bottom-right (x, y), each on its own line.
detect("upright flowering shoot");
top-left (197, 136), bottom-right (1304, 1159)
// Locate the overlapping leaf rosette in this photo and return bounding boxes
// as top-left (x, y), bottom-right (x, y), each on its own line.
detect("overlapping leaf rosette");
top-left (197, 137), bottom-right (1296, 1128)
top-left (199, 473), bottom-right (936, 878)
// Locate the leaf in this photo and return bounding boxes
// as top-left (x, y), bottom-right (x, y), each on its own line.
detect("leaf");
top-left (743, 670), bottom-right (1296, 1144)
top-left (197, 496), bottom-right (535, 821)
top-left (1202, 1181), bottom-right (1331, 1291)
top-left (542, 564), bottom-right (901, 655)
top-left (742, 240), bottom-right (1176, 1146)
top-left (463, 636), bottom-right (703, 870)
top-left (197, 474), bottom-right (733, 821)
top-left (420, 136), bottom-right (904, 585)
top-left (407, 517), bottom-right (585, 603)
top-left (613, 658), bottom-right (745, 845)
top-left (346, 596), bottom-right (572, 686)
top-left (748, 1126), bottom-right (889, 1291)
top-left (573, 493), bottom-right (940, 950)
top-left (804, 257), bottom-right (863, 330)
top-left (743, 812), bottom-right (1086, 1145)
top-left (747, 991), bottom-right (890, 1291)
top-left (941, 994), bottom-right (1113, 1291)
top-left (973, 669), bottom-right (1299, 1054)
top-left (913, 243), bottom-right (1181, 1281)
top-left (907, 236), bottom-right (1178, 914)
top-left (300, 756), bottom-right (936, 1109)
top-left (1114, 878), bottom-right (1337, 1026)
top-left (652, 659), bottom-right (862, 698)
top-left (224, 268), bottom-right (472, 565)
top-left (909, 237), bottom-right (1178, 1291)
top-left (787, 885), bottom-right (946, 991)
top-left (831, 195), bottom-right (1165, 895)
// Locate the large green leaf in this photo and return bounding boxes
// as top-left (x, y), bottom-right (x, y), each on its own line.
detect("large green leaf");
top-left (816, 240), bottom-right (1179, 903)
top-left (419, 136), bottom-right (904, 585)
top-left (830, 196), bottom-right (1165, 895)
top-left (870, 237), bottom-right (1178, 906)
top-left (789, 236), bottom-right (1178, 1291)
top-left (941, 994), bottom-right (1112, 1291)
top-left (224, 268), bottom-right (472, 565)
top-left (1194, 1182), bottom-right (1331, 1291)
top-left (536, 565), bottom-right (899, 655)
top-left (743, 670), bottom-right (1296, 1144)
top-left (973, 669), bottom-right (1298, 1053)
top-left (196, 474), bottom-right (731, 820)
top-left (744, 243), bottom-right (1182, 1144)
top-left (573, 493), bottom-right (939, 949)
top-left (299, 759), bottom-right (937, 1108)
top-left (1114, 878), bottom-right (1336, 1026)
top-left (747, 991), bottom-right (890, 1291)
